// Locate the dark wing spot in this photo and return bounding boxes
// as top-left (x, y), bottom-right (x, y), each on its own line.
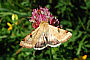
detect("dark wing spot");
top-left (29, 33), bottom-right (32, 37)
top-left (58, 28), bottom-right (60, 33)
top-left (30, 34), bottom-right (32, 37)
top-left (45, 36), bottom-right (48, 42)
top-left (65, 30), bottom-right (68, 33)
top-left (22, 39), bottom-right (25, 41)
top-left (35, 42), bottom-right (46, 48)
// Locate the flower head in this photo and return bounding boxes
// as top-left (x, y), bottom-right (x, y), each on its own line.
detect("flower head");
top-left (29, 7), bottom-right (59, 29)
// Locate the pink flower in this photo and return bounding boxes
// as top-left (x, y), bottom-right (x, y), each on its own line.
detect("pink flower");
top-left (29, 7), bottom-right (59, 29)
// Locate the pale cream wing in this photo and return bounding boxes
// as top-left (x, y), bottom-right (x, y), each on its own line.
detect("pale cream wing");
top-left (47, 25), bottom-right (72, 47)
top-left (20, 26), bottom-right (48, 50)
top-left (33, 23), bottom-right (49, 50)
top-left (34, 32), bottom-right (48, 50)
top-left (20, 26), bottom-right (41, 48)
top-left (20, 34), bottom-right (33, 48)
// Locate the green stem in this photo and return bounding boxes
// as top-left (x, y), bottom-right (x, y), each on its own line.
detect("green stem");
top-left (76, 35), bottom-right (87, 55)
top-left (33, 50), bottom-right (35, 57)
top-left (50, 48), bottom-right (53, 60)
top-left (78, 17), bottom-right (85, 30)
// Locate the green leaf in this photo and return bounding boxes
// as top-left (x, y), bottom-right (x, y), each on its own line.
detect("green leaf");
top-left (76, 35), bottom-right (87, 55)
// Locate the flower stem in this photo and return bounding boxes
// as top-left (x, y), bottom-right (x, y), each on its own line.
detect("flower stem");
top-left (78, 17), bottom-right (85, 30)
top-left (50, 48), bottom-right (53, 60)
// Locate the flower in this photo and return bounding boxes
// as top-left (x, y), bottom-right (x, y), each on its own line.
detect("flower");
top-left (82, 55), bottom-right (87, 60)
top-left (12, 14), bottom-right (18, 25)
top-left (7, 22), bottom-right (12, 31)
top-left (15, 22), bottom-right (18, 25)
top-left (8, 26), bottom-right (12, 31)
top-left (29, 7), bottom-right (59, 29)
top-left (12, 14), bottom-right (18, 21)
top-left (7, 22), bottom-right (12, 27)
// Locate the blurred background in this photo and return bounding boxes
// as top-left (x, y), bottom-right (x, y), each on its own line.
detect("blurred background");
top-left (0, 0), bottom-right (90, 60)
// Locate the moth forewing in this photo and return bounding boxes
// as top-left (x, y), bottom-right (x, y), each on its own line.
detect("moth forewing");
top-left (20, 35), bottom-right (33, 48)
top-left (34, 32), bottom-right (47, 50)
top-left (20, 26), bottom-right (41, 48)
top-left (48, 24), bottom-right (72, 43)
top-left (31, 23), bottom-right (48, 47)
top-left (31, 27), bottom-right (43, 46)
top-left (57, 29), bottom-right (72, 43)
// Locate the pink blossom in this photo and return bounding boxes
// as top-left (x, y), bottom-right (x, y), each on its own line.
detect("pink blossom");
top-left (29, 7), bottom-right (59, 29)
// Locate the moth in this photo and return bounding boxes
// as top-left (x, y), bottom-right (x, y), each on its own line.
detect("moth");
top-left (20, 21), bottom-right (72, 50)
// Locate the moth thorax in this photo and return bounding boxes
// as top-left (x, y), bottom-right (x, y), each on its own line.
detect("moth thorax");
top-left (39, 21), bottom-right (49, 33)
top-left (39, 21), bottom-right (48, 27)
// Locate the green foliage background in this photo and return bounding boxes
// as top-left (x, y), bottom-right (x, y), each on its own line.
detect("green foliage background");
top-left (0, 0), bottom-right (90, 60)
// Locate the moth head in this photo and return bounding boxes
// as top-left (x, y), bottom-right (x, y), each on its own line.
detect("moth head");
top-left (39, 21), bottom-right (49, 33)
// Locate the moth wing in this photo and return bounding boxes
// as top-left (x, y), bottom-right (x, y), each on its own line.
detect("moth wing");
top-left (20, 34), bottom-right (33, 48)
top-left (34, 32), bottom-right (48, 50)
top-left (20, 27), bottom-right (40, 48)
top-left (20, 26), bottom-right (48, 50)
top-left (47, 25), bottom-right (72, 47)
